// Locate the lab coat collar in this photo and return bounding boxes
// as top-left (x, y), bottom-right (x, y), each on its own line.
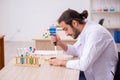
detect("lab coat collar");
top-left (77, 21), bottom-right (89, 40)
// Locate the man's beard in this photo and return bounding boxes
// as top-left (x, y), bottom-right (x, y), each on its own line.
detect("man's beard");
top-left (72, 27), bottom-right (80, 39)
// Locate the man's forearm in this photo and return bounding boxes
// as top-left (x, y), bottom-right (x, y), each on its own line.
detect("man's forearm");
top-left (59, 42), bottom-right (68, 51)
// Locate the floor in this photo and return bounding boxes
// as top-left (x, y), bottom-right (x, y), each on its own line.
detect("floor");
top-left (4, 41), bottom-right (35, 65)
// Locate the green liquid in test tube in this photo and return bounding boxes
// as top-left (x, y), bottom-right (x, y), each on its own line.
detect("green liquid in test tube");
top-left (30, 56), bottom-right (33, 64)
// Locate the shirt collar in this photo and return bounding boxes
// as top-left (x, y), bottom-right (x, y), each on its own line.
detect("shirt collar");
top-left (77, 21), bottom-right (90, 40)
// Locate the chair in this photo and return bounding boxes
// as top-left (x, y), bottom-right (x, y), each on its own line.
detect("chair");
top-left (98, 18), bottom-right (104, 26)
top-left (114, 52), bottom-right (120, 80)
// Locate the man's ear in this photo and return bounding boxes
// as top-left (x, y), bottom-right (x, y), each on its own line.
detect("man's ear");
top-left (72, 20), bottom-right (77, 28)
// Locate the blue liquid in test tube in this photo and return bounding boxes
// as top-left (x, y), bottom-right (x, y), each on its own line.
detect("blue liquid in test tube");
top-left (21, 54), bottom-right (24, 64)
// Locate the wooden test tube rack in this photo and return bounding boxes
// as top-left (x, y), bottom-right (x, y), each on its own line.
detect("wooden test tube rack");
top-left (15, 56), bottom-right (40, 67)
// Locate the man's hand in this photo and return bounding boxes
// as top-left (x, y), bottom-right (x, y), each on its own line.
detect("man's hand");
top-left (49, 58), bottom-right (68, 67)
top-left (51, 34), bottom-right (62, 46)
top-left (51, 34), bottom-right (68, 51)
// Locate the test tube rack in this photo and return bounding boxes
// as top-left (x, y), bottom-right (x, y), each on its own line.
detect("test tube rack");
top-left (15, 56), bottom-right (40, 67)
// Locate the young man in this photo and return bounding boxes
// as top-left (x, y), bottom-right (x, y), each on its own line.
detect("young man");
top-left (49, 9), bottom-right (118, 80)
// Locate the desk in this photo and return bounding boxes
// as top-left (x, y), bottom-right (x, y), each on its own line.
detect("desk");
top-left (0, 51), bottom-right (79, 80)
top-left (0, 35), bottom-right (5, 70)
top-left (33, 38), bottom-right (76, 50)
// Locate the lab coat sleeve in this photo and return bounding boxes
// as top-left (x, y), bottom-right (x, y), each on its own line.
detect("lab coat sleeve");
top-left (66, 60), bottom-right (81, 70)
top-left (63, 45), bottom-right (79, 56)
top-left (66, 31), bottom-right (111, 71)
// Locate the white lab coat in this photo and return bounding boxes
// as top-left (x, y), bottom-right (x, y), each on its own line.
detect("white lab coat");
top-left (64, 21), bottom-right (118, 80)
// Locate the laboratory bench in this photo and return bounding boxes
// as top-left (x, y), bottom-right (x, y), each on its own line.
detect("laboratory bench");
top-left (0, 50), bottom-right (79, 80)
top-left (32, 38), bottom-right (76, 50)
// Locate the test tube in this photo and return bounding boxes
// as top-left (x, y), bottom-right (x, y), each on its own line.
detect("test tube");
top-left (21, 54), bottom-right (24, 64)
top-left (17, 48), bottom-right (20, 56)
top-left (30, 56), bottom-right (33, 64)
top-left (29, 47), bottom-right (32, 53)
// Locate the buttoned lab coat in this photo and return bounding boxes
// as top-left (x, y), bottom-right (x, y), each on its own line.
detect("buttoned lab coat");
top-left (63, 21), bottom-right (118, 80)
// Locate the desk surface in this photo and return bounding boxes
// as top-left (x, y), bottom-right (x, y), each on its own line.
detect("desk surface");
top-left (0, 51), bottom-right (79, 80)
top-left (32, 37), bottom-right (77, 41)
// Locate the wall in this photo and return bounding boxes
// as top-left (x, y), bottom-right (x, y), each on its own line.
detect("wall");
top-left (0, 0), bottom-right (90, 41)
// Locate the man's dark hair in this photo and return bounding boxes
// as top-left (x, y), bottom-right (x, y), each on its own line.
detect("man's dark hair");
top-left (58, 9), bottom-right (88, 27)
